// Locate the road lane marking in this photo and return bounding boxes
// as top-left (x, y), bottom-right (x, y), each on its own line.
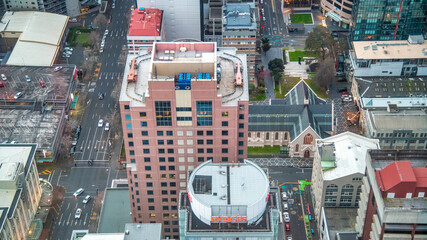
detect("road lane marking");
top-left (56, 170), bottom-right (62, 186)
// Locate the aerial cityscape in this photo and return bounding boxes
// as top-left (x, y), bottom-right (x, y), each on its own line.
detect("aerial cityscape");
top-left (0, 0), bottom-right (426, 239)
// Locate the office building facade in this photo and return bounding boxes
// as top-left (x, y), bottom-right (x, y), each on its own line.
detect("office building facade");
top-left (320, 0), bottom-right (353, 28)
top-left (351, 0), bottom-right (427, 41)
top-left (119, 42), bottom-right (249, 238)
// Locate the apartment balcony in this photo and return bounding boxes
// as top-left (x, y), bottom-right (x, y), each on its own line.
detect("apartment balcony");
top-left (383, 233), bottom-right (412, 240)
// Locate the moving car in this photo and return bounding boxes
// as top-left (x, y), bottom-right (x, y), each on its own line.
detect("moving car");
top-left (73, 188), bottom-right (84, 197)
top-left (82, 195), bottom-right (91, 204)
top-left (25, 75), bottom-right (31, 82)
top-left (283, 212), bottom-right (290, 222)
top-left (1, 74), bottom-right (6, 80)
top-left (104, 122), bottom-right (110, 131)
top-left (75, 208), bottom-right (82, 219)
top-left (98, 119), bottom-right (104, 127)
top-left (54, 66), bottom-right (63, 72)
top-left (98, 92), bottom-right (104, 100)
top-left (39, 81), bottom-right (46, 88)
top-left (14, 92), bottom-right (23, 99)
top-left (70, 146), bottom-right (76, 155)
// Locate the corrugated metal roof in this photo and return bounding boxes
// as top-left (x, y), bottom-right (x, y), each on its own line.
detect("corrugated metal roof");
top-left (376, 161), bottom-right (417, 191)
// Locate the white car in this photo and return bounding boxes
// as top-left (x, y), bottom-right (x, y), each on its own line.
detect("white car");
top-left (282, 192), bottom-right (288, 201)
top-left (25, 75), bottom-right (31, 82)
top-left (14, 92), bottom-right (23, 99)
top-left (75, 208), bottom-right (82, 219)
top-left (64, 47), bottom-right (73, 51)
top-left (283, 212), bottom-right (290, 222)
top-left (73, 188), bottom-right (84, 197)
top-left (98, 119), bottom-right (104, 127)
top-left (343, 96), bottom-right (353, 102)
top-left (104, 29), bottom-right (109, 35)
top-left (104, 122), bottom-right (110, 131)
top-left (82, 195), bottom-right (91, 204)
top-left (1, 74), bottom-right (6, 80)
top-left (99, 47), bottom-right (104, 53)
top-left (100, 41), bottom-right (105, 47)
top-left (283, 202), bottom-right (288, 210)
top-left (54, 66), bottom-right (63, 72)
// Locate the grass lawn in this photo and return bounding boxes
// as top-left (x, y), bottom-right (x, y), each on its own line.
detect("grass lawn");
top-left (290, 13), bottom-right (313, 24)
top-left (288, 50), bottom-right (319, 62)
top-left (274, 75), bottom-right (301, 98)
top-left (305, 76), bottom-right (329, 99)
top-left (250, 92), bottom-right (266, 101)
top-left (76, 32), bottom-right (90, 45)
top-left (248, 146), bottom-right (281, 154)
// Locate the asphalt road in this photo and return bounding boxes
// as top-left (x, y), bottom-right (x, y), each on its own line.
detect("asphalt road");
top-left (41, 0), bottom-right (133, 238)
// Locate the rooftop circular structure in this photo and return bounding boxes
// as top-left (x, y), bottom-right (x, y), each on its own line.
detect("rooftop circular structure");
top-left (187, 160), bottom-right (270, 225)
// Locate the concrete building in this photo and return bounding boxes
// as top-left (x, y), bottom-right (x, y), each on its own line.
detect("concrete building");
top-left (351, 0), bottom-right (427, 41)
top-left (135, 0), bottom-right (201, 41)
top-left (2, 0), bottom-right (68, 15)
top-left (119, 42), bottom-right (249, 238)
top-left (179, 160), bottom-right (281, 239)
top-left (248, 80), bottom-right (334, 158)
top-left (318, 208), bottom-right (358, 240)
top-left (97, 188), bottom-right (132, 234)
top-left (0, 144), bottom-right (42, 240)
top-left (222, 3), bottom-right (257, 83)
top-left (355, 149), bottom-right (427, 240)
top-left (81, 223), bottom-right (162, 240)
top-left (320, 0), bottom-right (353, 29)
top-left (0, 11), bottom-right (68, 66)
top-left (127, 8), bottom-right (165, 54)
top-left (349, 36), bottom-right (427, 77)
top-left (0, 65), bottom-right (77, 163)
top-left (311, 132), bottom-right (380, 222)
top-left (351, 76), bottom-right (427, 150)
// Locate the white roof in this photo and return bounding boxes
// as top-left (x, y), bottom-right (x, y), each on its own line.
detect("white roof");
top-left (82, 234), bottom-right (124, 240)
top-left (353, 40), bottom-right (427, 60)
top-left (0, 11), bottom-right (68, 66)
top-left (317, 132), bottom-right (379, 181)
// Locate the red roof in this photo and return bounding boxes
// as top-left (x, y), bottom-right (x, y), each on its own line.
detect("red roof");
top-left (413, 168), bottom-right (427, 188)
top-left (376, 161), bottom-right (417, 191)
top-left (128, 8), bottom-right (162, 37)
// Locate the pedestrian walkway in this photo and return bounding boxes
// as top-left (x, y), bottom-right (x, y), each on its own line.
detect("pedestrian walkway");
top-left (249, 157), bottom-right (313, 168)
top-left (283, 49), bottom-right (310, 79)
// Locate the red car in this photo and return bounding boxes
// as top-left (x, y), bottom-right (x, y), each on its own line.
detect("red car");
top-left (39, 81), bottom-right (46, 88)
top-left (285, 223), bottom-right (290, 231)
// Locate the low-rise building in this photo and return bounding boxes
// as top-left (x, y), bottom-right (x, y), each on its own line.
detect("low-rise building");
top-left (318, 208), bottom-right (358, 240)
top-left (222, 3), bottom-right (257, 83)
top-left (0, 144), bottom-right (42, 240)
top-left (356, 149), bottom-right (427, 240)
top-left (311, 132), bottom-right (379, 222)
top-left (0, 11), bottom-right (68, 66)
top-left (179, 160), bottom-right (281, 239)
top-left (127, 8), bottom-right (164, 54)
top-left (352, 76), bottom-right (427, 150)
top-left (248, 80), bottom-right (334, 158)
top-left (349, 36), bottom-right (427, 77)
top-left (0, 65), bottom-right (77, 163)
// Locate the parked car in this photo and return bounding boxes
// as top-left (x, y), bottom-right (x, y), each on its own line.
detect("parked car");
top-left (99, 47), bottom-right (104, 53)
top-left (0, 81), bottom-right (4, 88)
top-left (64, 47), bottom-right (73, 51)
top-left (39, 81), bottom-right (46, 88)
top-left (70, 146), bottom-right (76, 155)
top-left (311, 228), bottom-right (315, 234)
top-left (283, 202), bottom-right (288, 210)
top-left (287, 237), bottom-right (292, 240)
top-left (73, 188), bottom-right (84, 197)
top-left (283, 212), bottom-right (290, 222)
top-left (68, 18), bottom-right (78, 23)
top-left (54, 66), bottom-right (63, 72)
top-left (282, 192), bottom-right (288, 201)
top-left (82, 195), bottom-right (91, 204)
top-left (75, 208), bottom-right (82, 219)
top-left (104, 122), bottom-right (110, 131)
top-left (25, 75), bottom-right (31, 82)
top-left (1, 74), bottom-right (7, 80)
top-left (112, 3), bottom-right (115, 8)
top-left (14, 92), bottom-right (23, 99)
top-left (72, 137), bottom-right (78, 146)
top-left (98, 119), bottom-right (104, 127)
top-left (343, 96), bottom-right (353, 102)
top-left (285, 223), bottom-right (290, 231)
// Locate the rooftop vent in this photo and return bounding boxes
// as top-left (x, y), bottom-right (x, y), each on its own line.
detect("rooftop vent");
top-left (220, 170), bottom-right (226, 175)
top-left (221, 195), bottom-right (227, 200)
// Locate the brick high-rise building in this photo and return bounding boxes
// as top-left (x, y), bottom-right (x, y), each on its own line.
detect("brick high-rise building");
top-left (119, 42), bottom-right (249, 238)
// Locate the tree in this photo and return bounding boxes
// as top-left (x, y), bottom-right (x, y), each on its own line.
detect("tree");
top-left (93, 14), bottom-right (108, 30)
top-left (87, 31), bottom-right (101, 47)
top-left (268, 58), bottom-right (285, 73)
top-left (314, 58), bottom-right (335, 89)
top-left (261, 37), bottom-right (271, 52)
top-left (305, 26), bottom-right (334, 60)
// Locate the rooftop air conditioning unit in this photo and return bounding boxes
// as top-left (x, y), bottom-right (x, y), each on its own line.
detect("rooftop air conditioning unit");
top-left (220, 171), bottom-right (226, 175)
top-left (221, 195), bottom-right (227, 200)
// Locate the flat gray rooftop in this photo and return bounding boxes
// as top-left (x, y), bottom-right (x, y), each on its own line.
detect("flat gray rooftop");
top-left (324, 208), bottom-right (357, 236)
top-left (123, 223), bottom-right (162, 240)
top-left (0, 65), bottom-right (75, 101)
top-left (224, 4), bottom-right (255, 29)
top-left (98, 188), bottom-right (132, 233)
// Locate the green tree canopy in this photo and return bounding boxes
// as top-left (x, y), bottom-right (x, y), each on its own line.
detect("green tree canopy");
top-left (305, 26), bottom-right (334, 60)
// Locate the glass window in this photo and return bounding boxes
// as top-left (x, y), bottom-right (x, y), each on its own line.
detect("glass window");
top-left (126, 124), bottom-right (132, 129)
top-left (239, 114), bottom-right (244, 120)
top-left (222, 111), bottom-right (228, 117)
top-left (155, 101), bottom-right (172, 126)
top-left (207, 131), bottom-right (213, 136)
top-left (158, 149), bottom-right (165, 154)
top-left (125, 114), bottom-right (131, 120)
top-left (167, 140), bottom-right (173, 145)
top-left (238, 150), bottom-right (244, 155)
top-left (222, 139), bottom-right (228, 145)
top-left (239, 104), bottom-right (245, 110)
top-left (141, 131), bottom-right (148, 136)
top-left (129, 142), bottom-right (134, 147)
top-left (130, 150), bottom-right (135, 155)
top-left (143, 149), bottom-right (150, 154)
top-left (222, 121), bottom-right (228, 127)
top-left (140, 121), bottom-right (147, 127)
top-left (197, 139), bottom-right (204, 145)
top-left (196, 101), bottom-right (213, 126)
top-left (168, 149), bottom-right (174, 154)
top-left (222, 157), bottom-right (228, 162)
top-left (158, 140), bottom-right (164, 145)
top-left (159, 157), bottom-right (165, 162)
top-left (197, 131), bottom-right (203, 136)
top-left (207, 140), bottom-right (213, 145)
top-left (239, 141), bottom-right (244, 146)
top-left (142, 140), bottom-right (149, 145)
top-left (222, 148), bottom-right (228, 153)
top-left (127, 133), bottom-right (133, 138)
top-left (166, 131), bottom-right (173, 136)
top-left (198, 157), bottom-right (204, 162)
top-left (239, 132), bottom-right (244, 138)
top-left (124, 105), bottom-right (130, 110)
top-left (222, 130), bottom-right (228, 136)
top-left (130, 158), bottom-right (135, 163)
top-left (144, 157), bottom-right (150, 162)
top-left (145, 166), bottom-right (151, 170)
top-left (140, 112), bottom-right (146, 117)
top-left (207, 148), bottom-right (213, 153)
top-left (168, 157), bottom-right (175, 162)
top-left (239, 123), bottom-right (244, 129)
top-left (198, 149), bottom-right (204, 153)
